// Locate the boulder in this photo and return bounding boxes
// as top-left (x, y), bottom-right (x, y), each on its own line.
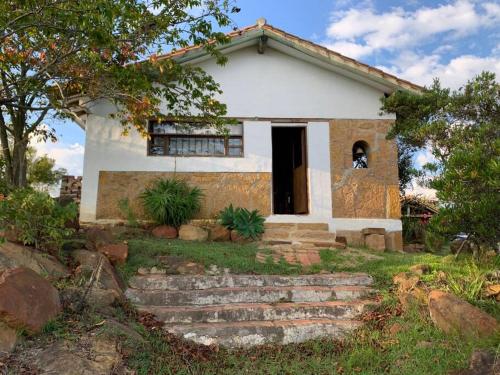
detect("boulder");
top-left (32, 336), bottom-right (122, 375)
top-left (208, 224), bottom-right (231, 241)
top-left (0, 267), bottom-right (61, 333)
top-left (97, 243), bottom-right (128, 265)
top-left (152, 225), bottom-right (178, 239)
top-left (364, 234), bottom-right (386, 251)
top-left (393, 272), bottom-right (427, 309)
top-left (158, 255), bottom-right (205, 275)
top-left (452, 349), bottom-right (500, 375)
top-left (428, 290), bottom-right (499, 339)
top-left (409, 264), bottom-right (431, 275)
top-left (178, 225), bottom-right (208, 241)
top-left (385, 231), bottom-right (403, 251)
top-left (230, 230), bottom-right (251, 243)
top-left (0, 241), bottom-right (69, 280)
top-left (0, 321), bottom-right (17, 356)
top-left (484, 284), bottom-right (500, 301)
top-left (84, 227), bottom-right (114, 251)
top-left (71, 250), bottom-right (125, 294)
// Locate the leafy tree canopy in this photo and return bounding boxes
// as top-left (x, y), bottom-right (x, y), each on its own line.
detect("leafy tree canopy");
top-left (382, 72), bottom-right (500, 249)
top-left (0, 0), bottom-right (239, 187)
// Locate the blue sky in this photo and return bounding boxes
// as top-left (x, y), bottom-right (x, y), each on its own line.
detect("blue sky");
top-left (37, 0), bottom-right (500, 197)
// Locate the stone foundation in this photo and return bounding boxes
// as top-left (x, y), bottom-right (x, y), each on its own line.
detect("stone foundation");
top-left (96, 171), bottom-right (272, 220)
top-left (336, 229), bottom-right (403, 251)
top-left (329, 119), bottom-right (400, 219)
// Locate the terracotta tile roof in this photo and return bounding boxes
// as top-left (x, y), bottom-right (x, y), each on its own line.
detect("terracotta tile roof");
top-left (157, 22), bottom-right (423, 92)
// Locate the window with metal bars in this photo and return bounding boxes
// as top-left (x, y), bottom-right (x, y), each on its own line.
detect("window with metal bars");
top-left (148, 121), bottom-right (243, 157)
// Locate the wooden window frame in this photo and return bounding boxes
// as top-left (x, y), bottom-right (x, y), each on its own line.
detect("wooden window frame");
top-left (147, 122), bottom-right (244, 157)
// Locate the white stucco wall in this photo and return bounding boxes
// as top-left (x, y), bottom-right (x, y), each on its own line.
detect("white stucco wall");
top-left (80, 43), bottom-right (399, 231)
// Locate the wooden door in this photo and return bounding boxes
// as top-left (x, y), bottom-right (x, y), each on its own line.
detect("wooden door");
top-left (293, 128), bottom-right (308, 214)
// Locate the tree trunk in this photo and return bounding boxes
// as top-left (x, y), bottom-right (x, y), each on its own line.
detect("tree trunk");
top-left (11, 137), bottom-right (28, 187)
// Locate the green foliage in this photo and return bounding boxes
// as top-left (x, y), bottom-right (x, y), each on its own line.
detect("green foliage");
top-left (233, 208), bottom-right (265, 240)
top-left (445, 261), bottom-right (487, 302)
top-left (402, 217), bottom-right (426, 244)
top-left (0, 1), bottom-right (239, 187)
top-left (382, 72), bottom-right (500, 249)
top-left (119, 237), bottom-right (300, 282)
top-left (118, 198), bottom-right (139, 227)
top-left (218, 204), bottom-right (238, 230)
top-left (140, 179), bottom-right (202, 227)
top-left (0, 188), bottom-right (77, 252)
top-left (218, 205), bottom-right (265, 240)
top-left (27, 153), bottom-right (67, 188)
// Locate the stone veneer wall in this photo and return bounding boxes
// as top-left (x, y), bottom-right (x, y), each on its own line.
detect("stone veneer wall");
top-left (330, 119), bottom-right (400, 219)
top-left (96, 171), bottom-right (272, 220)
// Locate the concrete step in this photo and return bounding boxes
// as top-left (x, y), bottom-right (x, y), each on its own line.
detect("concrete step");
top-left (125, 285), bottom-right (374, 306)
top-left (140, 300), bottom-right (375, 323)
top-left (128, 273), bottom-right (374, 291)
top-left (165, 319), bottom-right (363, 348)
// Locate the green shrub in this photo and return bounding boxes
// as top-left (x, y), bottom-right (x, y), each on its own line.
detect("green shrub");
top-left (218, 205), bottom-right (265, 240)
top-left (445, 261), bottom-right (487, 302)
top-left (0, 188), bottom-right (78, 252)
top-left (402, 217), bottom-right (426, 244)
top-left (218, 204), bottom-right (238, 230)
top-left (140, 179), bottom-right (202, 227)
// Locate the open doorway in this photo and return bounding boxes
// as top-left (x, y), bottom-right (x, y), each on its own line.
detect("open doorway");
top-left (272, 127), bottom-right (308, 214)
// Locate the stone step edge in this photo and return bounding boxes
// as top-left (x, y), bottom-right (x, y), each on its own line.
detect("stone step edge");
top-left (126, 285), bottom-right (375, 306)
top-left (166, 318), bottom-right (363, 330)
top-left (139, 299), bottom-right (376, 314)
top-left (138, 299), bottom-right (376, 323)
top-left (165, 318), bottom-right (363, 347)
top-left (128, 273), bottom-right (374, 290)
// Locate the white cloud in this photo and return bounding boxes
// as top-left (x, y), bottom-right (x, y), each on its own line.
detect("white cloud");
top-left (405, 181), bottom-right (437, 200)
top-left (322, 1), bottom-right (500, 88)
top-left (31, 139), bottom-right (85, 176)
top-left (379, 53), bottom-right (500, 89)
top-left (326, 1), bottom-right (500, 58)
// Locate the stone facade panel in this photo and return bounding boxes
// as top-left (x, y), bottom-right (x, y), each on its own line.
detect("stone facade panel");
top-left (330, 119), bottom-right (400, 219)
top-left (96, 171), bottom-right (272, 220)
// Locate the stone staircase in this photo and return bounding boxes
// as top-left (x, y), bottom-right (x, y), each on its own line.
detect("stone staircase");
top-left (258, 223), bottom-right (346, 266)
top-left (126, 273), bottom-right (376, 348)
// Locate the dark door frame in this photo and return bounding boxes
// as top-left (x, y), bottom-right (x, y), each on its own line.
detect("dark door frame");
top-left (271, 126), bottom-right (309, 215)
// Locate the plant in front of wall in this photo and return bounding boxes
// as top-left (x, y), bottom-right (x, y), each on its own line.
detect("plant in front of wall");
top-left (118, 198), bottom-right (140, 227)
top-left (218, 204), bottom-right (238, 230)
top-left (141, 179), bottom-right (203, 228)
top-left (218, 205), bottom-right (265, 240)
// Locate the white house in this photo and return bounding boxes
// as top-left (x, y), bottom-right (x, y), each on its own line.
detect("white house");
top-left (78, 19), bottom-right (421, 249)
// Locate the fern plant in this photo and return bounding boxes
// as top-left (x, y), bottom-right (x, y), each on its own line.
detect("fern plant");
top-left (140, 179), bottom-right (202, 227)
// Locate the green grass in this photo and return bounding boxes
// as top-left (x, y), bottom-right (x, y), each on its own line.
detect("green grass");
top-left (119, 237), bottom-right (302, 281)
top-left (112, 236), bottom-right (500, 374)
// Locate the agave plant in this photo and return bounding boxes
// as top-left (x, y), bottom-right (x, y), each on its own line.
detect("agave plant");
top-left (218, 204), bottom-right (238, 230)
top-left (141, 178), bottom-right (202, 227)
top-left (233, 208), bottom-right (265, 240)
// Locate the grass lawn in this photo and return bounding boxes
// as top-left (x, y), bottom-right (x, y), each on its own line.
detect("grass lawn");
top-left (115, 236), bottom-right (499, 374)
